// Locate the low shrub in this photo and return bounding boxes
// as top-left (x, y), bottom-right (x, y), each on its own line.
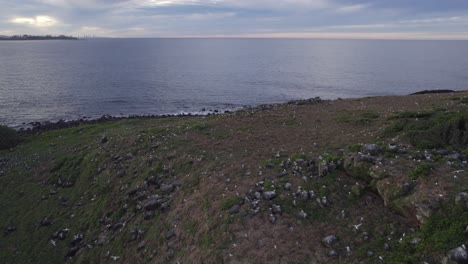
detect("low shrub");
top-left (0, 125), bottom-right (19, 150)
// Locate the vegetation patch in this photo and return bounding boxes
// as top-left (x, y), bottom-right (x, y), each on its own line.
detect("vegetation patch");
top-left (0, 125), bottom-right (20, 150)
top-left (385, 110), bottom-right (468, 150)
top-left (221, 197), bottom-right (243, 211)
top-left (409, 163), bottom-right (433, 180)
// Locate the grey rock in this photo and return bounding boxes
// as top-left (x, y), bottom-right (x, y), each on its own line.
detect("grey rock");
top-left (40, 218), bottom-right (52, 227)
top-left (284, 183), bottom-right (292, 191)
top-left (298, 210), bottom-right (307, 219)
top-left (308, 190), bottom-right (316, 199)
top-left (143, 198), bottom-right (162, 211)
top-left (269, 214), bottom-right (277, 224)
top-left (144, 211), bottom-right (155, 220)
top-left (160, 184), bottom-right (175, 194)
top-left (254, 191), bottom-right (262, 200)
top-left (263, 191), bottom-right (276, 200)
top-left (229, 204), bottom-right (241, 214)
top-left (384, 243), bottom-right (390, 251)
top-left (448, 245), bottom-right (468, 264)
top-left (52, 229), bottom-right (68, 240)
top-left (388, 144), bottom-right (398, 152)
top-left (409, 237), bottom-right (422, 245)
top-left (272, 204), bottom-right (282, 215)
top-left (66, 247), bottom-right (80, 258)
top-left (367, 251), bottom-right (374, 257)
top-left (321, 196), bottom-right (330, 207)
top-left (101, 136), bottom-right (108, 144)
top-left (278, 170), bottom-right (288, 178)
top-left (147, 176), bottom-right (162, 187)
top-left (322, 235), bottom-right (337, 247)
top-left (165, 229), bottom-right (176, 240)
top-left (363, 144), bottom-right (378, 153)
top-left (137, 240), bottom-right (146, 251)
top-left (455, 192), bottom-right (468, 209)
top-left (96, 235), bottom-right (107, 246)
top-left (328, 250), bottom-right (339, 257)
top-left (70, 234), bottom-right (84, 247)
top-left (300, 191), bottom-right (309, 201)
top-left (4, 226), bottom-right (16, 234)
top-left (127, 187), bottom-right (140, 196)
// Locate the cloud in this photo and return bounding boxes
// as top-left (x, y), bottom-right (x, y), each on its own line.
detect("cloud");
top-left (335, 4), bottom-right (368, 13)
top-left (10, 15), bottom-right (58, 27)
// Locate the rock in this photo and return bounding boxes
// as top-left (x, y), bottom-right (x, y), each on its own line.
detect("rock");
top-left (388, 144), bottom-right (398, 152)
top-left (70, 234), bottom-right (84, 247)
top-left (144, 211), bottom-right (155, 220)
top-left (269, 214), bottom-right (277, 224)
top-left (160, 184), bottom-right (175, 194)
top-left (343, 153), bottom-right (373, 182)
top-left (272, 204), bottom-right (282, 215)
top-left (300, 191), bottom-right (309, 201)
top-left (328, 250), bottom-right (339, 257)
top-left (455, 192), bottom-right (468, 210)
top-left (51, 229), bottom-right (68, 240)
top-left (448, 245), bottom-right (468, 264)
top-left (319, 161), bottom-right (329, 176)
top-left (143, 197), bottom-right (162, 211)
top-left (298, 210), bottom-right (307, 219)
top-left (127, 187), bottom-right (140, 196)
top-left (66, 247), bottom-right (80, 258)
top-left (284, 183), bottom-right (292, 191)
top-left (263, 191), bottom-right (276, 200)
top-left (101, 136), bottom-right (108, 144)
top-left (367, 251), bottom-right (374, 257)
top-left (254, 192), bottom-right (262, 200)
top-left (40, 218), bottom-right (52, 227)
top-left (409, 237), bottom-right (422, 245)
top-left (147, 176), bottom-right (162, 187)
top-left (4, 226), bottom-right (16, 234)
top-left (362, 144), bottom-right (378, 154)
top-left (308, 190), bottom-right (316, 199)
top-left (321, 196), bottom-right (330, 207)
top-left (278, 170), bottom-right (288, 178)
top-left (165, 229), bottom-right (175, 240)
top-left (96, 235), bottom-right (107, 246)
top-left (384, 243), bottom-right (390, 251)
top-left (137, 240), bottom-right (146, 251)
top-left (322, 235), bottom-right (337, 247)
top-left (229, 204), bottom-right (240, 214)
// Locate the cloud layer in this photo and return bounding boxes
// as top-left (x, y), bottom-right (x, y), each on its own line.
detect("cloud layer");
top-left (1, 0), bottom-right (468, 39)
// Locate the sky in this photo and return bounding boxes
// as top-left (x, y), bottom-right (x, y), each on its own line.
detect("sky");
top-left (1, 0), bottom-right (468, 39)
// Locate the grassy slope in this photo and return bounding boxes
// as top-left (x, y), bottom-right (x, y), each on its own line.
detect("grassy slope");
top-left (0, 92), bottom-right (467, 263)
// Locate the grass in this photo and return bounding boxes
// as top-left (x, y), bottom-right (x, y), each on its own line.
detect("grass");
top-left (221, 197), bottom-right (243, 211)
top-left (409, 163), bottom-right (433, 180)
top-left (384, 109), bottom-right (468, 150)
top-left (335, 110), bottom-right (380, 125)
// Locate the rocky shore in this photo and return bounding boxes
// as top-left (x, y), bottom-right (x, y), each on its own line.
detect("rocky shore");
top-left (0, 92), bottom-right (467, 263)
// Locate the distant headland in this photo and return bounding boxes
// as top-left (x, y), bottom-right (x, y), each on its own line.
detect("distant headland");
top-left (0, 34), bottom-right (78, 41)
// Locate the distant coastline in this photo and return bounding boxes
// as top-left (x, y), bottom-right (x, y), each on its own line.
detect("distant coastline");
top-left (0, 35), bottom-right (78, 41)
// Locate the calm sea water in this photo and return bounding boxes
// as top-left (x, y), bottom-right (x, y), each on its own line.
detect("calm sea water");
top-left (1, 38), bottom-right (468, 126)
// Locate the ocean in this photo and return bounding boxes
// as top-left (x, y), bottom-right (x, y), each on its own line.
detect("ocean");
top-left (1, 38), bottom-right (467, 126)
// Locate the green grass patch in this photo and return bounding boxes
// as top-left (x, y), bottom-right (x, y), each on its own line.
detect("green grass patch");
top-left (221, 197), bottom-right (243, 211)
top-left (384, 110), bottom-right (468, 150)
top-left (410, 163), bottom-right (433, 180)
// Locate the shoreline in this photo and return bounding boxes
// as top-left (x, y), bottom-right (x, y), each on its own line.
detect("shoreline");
top-left (10, 89), bottom-right (463, 135)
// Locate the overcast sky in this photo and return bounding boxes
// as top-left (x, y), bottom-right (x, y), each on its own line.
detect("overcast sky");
top-left (1, 0), bottom-right (468, 39)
